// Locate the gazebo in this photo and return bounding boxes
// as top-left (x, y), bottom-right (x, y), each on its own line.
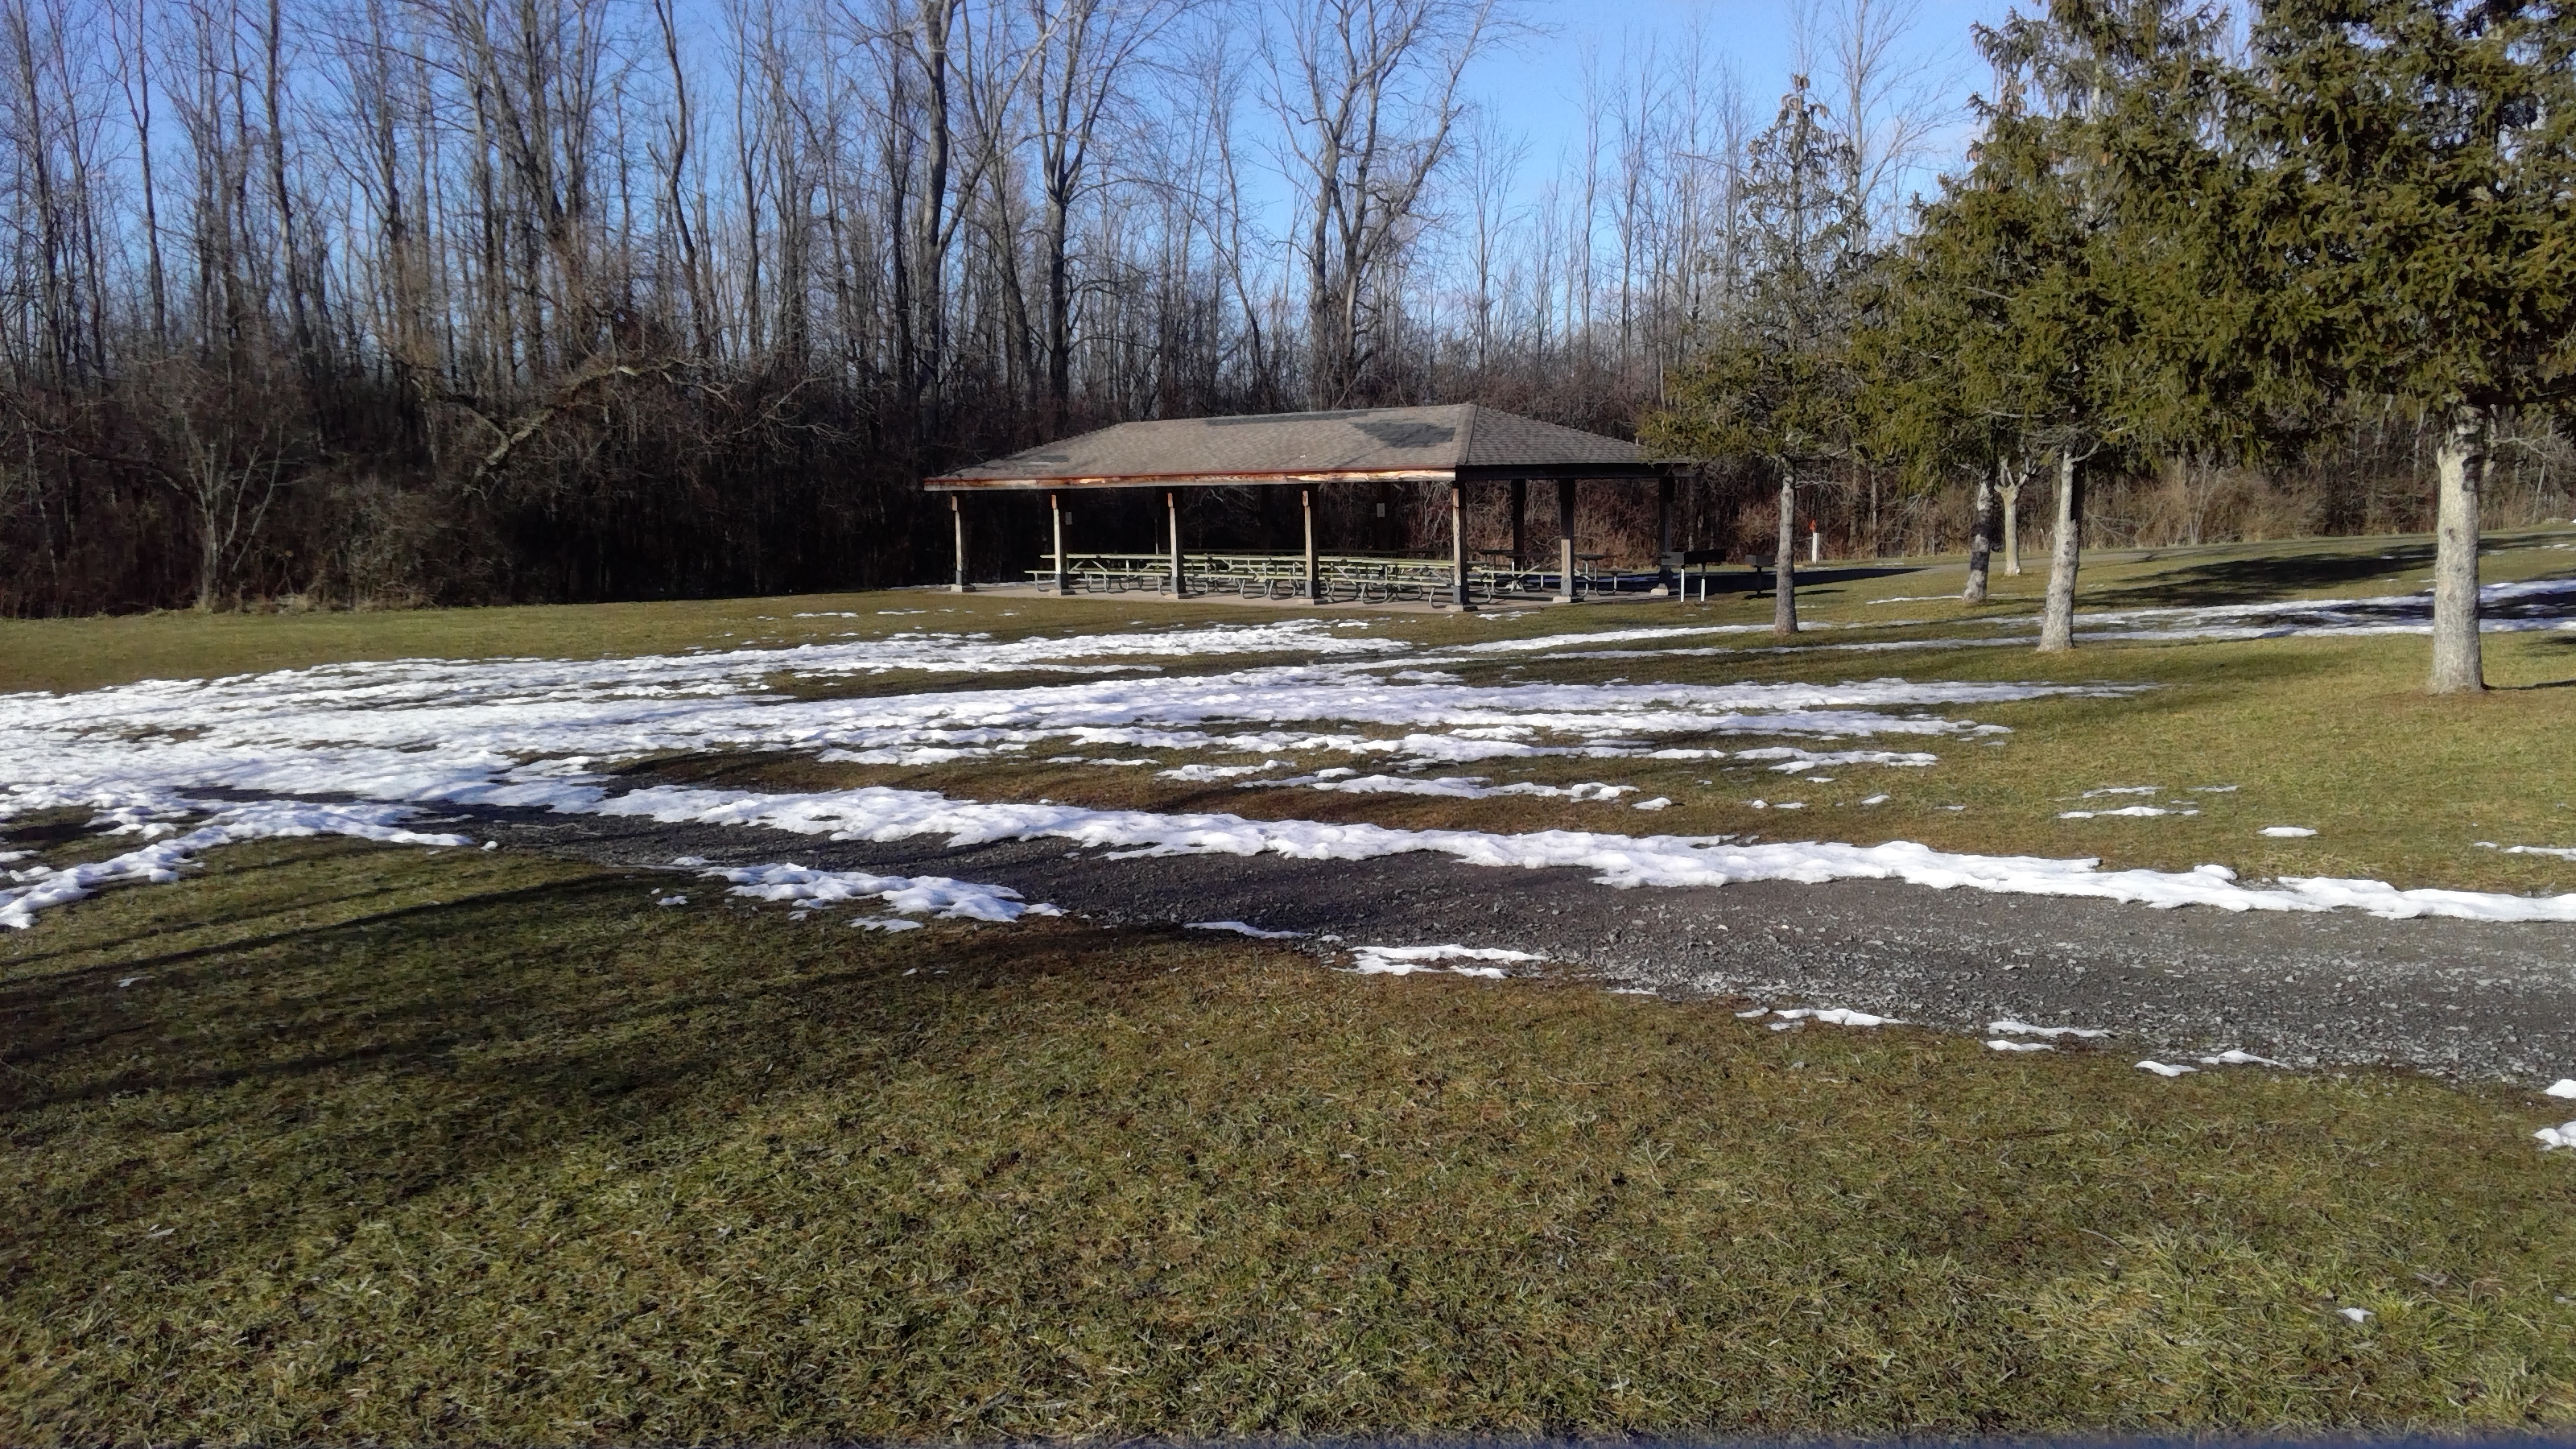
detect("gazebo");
top-left (924, 404), bottom-right (1688, 608)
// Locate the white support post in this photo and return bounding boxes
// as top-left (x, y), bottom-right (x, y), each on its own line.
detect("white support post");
top-left (951, 495), bottom-right (972, 593)
top-left (1051, 492), bottom-right (1068, 595)
top-left (1451, 481), bottom-right (1472, 611)
top-left (1657, 475), bottom-right (1676, 599)
top-left (1555, 478), bottom-right (1578, 604)
top-left (1302, 485), bottom-right (1319, 603)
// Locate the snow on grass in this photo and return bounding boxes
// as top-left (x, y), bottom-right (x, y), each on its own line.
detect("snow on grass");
top-left (1346, 943), bottom-right (1540, 978)
top-left (1158, 761), bottom-right (1290, 782)
top-left (2535, 1121), bottom-right (2576, 1150)
top-left (1186, 920), bottom-right (1307, 939)
top-left (2198, 1049), bottom-right (2287, 1067)
top-left (3, 654), bottom-right (2100, 800)
top-left (2136, 1060), bottom-right (2199, 1078)
top-left (1259, 772), bottom-right (1638, 802)
top-left (1990, 1020), bottom-right (2112, 1039)
top-left (2058, 805), bottom-right (2200, 819)
top-left (2261, 826), bottom-right (2318, 838)
top-left (2083, 786), bottom-right (2161, 797)
top-left (2547, 1080), bottom-right (2576, 1099)
top-left (2479, 840), bottom-right (2576, 859)
top-left (1986, 1040), bottom-right (2056, 1053)
top-left (0, 799), bottom-right (471, 929)
top-left (1751, 1007), bottom-right (1904, 1028)
top-left (702, 861), bottom-right (1059, 922)
top-left (1730, 747), bottom-right (1939, 772)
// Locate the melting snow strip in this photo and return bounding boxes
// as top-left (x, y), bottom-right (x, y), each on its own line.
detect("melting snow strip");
top-left (0, 800), bottom-right (471, 930)
top-left (1345, 943), bottom-right (1541, 978)
top-left (1187, 920), bottom-right (1307, 939)
top-left (703, 861), bottom-right (1058, 923)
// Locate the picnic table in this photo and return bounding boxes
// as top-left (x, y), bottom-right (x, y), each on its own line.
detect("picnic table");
top-left (1026, 550), bottom-right (1612, 603)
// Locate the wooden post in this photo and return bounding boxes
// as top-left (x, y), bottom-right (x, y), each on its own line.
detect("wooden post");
top-left (1657, 474), bottom-right (1676, 598)
top-left (1510, 477), bottom-right (1527, 568)
top-left (1051, 492), bottom-right (1068, 595)
top-left (1555, 478), bottom-right (1578, 604)
top-left (1302, 485), bottom-right (1319, 602)
top-left (951, 495), bottom-right (972, 592)
top-left (1451, 481), bottom-right (1472, 611)
top-left (1166, 490), bottom-right (1184, 597)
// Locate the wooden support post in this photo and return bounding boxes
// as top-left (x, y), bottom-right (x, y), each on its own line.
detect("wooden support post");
top-left (1051, 492), bottom-right (1068, 595)
top-left (951, 495), bottom-right (972, 592)
top-left (1510, 477), bottom-right (1527, 568)
top-left (1302, 485), bottom-right (1319, 602)
top-left (1451, 481), bottom-right (1473, 611)
top-left (1657, 474), bottom-right (1676, 599)
top-left (1555, 478), bottom-right (1578, 604)
top-left (1166, 490), bottom-right (1184, 597)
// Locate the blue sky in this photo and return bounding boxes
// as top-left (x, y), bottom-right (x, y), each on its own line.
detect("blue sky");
top-left (1462, 0), bottom-right (2015, 207)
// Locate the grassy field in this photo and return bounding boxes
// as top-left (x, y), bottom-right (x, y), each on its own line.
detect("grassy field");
top-left (10, 530), bottom-right (2576, 1441)
top-left (7, 837), bottom-right (2576, 1443)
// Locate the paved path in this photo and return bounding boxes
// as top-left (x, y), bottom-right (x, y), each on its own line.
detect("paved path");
top-left (442, 801), bottom-right (2576, 1084)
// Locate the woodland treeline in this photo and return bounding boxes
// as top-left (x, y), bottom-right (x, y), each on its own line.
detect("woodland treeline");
top-left (0, 0), bottom-right (2570, 621)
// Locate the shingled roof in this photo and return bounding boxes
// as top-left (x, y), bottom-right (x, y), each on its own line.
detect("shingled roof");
top-left (924, 404), bottom-right (1662, 490)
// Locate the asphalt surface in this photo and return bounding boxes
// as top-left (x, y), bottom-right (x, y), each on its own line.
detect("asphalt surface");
top-left (440, 799), bottom-right (2576, 1084)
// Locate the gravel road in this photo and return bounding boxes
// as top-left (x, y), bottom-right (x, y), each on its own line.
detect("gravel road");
top-left (440, 800), bottom-right (2576, 1084)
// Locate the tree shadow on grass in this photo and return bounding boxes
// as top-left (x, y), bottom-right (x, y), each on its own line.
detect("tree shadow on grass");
top-left (2085, 543), bottom-right (2437, 609)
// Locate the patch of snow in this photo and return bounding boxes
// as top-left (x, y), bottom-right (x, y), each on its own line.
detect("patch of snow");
top-left (1732, 746), bottom-right (1940, 772)
top-left (2136, 1060), bottom-right (2198, 1078)
top-left (2339, 1307), bottom-right (2373, 1323)
top-left (1986, 1040), bottom-right (2055, 1053)
top-left (1260, 772), bottom-right (1637, 802)
top-left (1860, 794), bottom-right (1890, 806)
top-left (1347, 943), bottom-right (1541, 978)
top-left (2260, 826), bottom-right (2318, 838)
top-left (1761, 1007), bottom-right (1903, 1027)
top-left (2190, 785), bottom-right (2240, 793)
top-left (1633, 797), bottom-right (1672, 811)
top-left (1157, 760), bottom-right (1290, 782)
top-left (2198, 1049), bottom-right (2285, 1067)
top-left (706, 861), bottom-right (1057, 922)
top-left (2059, 806), bottom-right (2198, 819)
top-left (854, 917), bottom-right (925, 932)
top-left (1990, 1020), bottom-right (2111, 1039)
top-left (2539, 1121), bottom-right (2576, 1150)
top-left (2479, 841), bottom-right (2576, 859)
top-left (1186, 920), bottom-right (1307, 939)
top-left (563, 779), bottom-right (2576, 921)
top-left (2543, 1080), bottom-right (2576, 1099)
top-left (655, 894), bottom-right (689, 906)
top-left (0, 799), bottom-right (471, 930)
top-left (2083, 786), bottom-right (2161, 797)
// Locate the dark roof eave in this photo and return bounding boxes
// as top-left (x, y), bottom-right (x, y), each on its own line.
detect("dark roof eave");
top-left (925, 462), bottom-right (1675, 491)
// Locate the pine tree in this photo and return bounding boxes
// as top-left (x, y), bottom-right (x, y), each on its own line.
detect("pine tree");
top-left (1645, 75), bottom-right (1870, 638)
top-left (2240, 0), bottom-right (2576, 693)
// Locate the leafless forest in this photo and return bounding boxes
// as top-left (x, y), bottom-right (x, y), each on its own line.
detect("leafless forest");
top-left (2, 0), bottom-right (2567, 615)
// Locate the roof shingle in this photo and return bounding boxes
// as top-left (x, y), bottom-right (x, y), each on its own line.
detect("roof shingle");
top-left (927, 404), bottom-right (1655, 489)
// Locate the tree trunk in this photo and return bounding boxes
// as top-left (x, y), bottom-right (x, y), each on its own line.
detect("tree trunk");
top-left (2000, 453), bottom-right (2025, 576)
top-left (1773, 465), bottom-right (1798, 635)
top-left (2037, 448), bottom-right (2083, 652)
top-left (1963, 457), bottom-right (1996, 603)
top-left (2429, 404), bottom-right (2490, 694)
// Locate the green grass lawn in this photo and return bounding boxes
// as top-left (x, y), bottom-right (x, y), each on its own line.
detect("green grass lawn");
top-left (6, 839), bottom-right (2576, 1443)
top-left (10, 531), bottom-right (2576, 1440)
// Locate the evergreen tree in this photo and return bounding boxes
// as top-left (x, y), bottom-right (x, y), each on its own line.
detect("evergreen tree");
top-left (2240, 0), bottom-right (2576, 692)
top-left (1646, 76), bottom-right (1871, 637)
top-left (1967, 0), bottom-right (2233, 650)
